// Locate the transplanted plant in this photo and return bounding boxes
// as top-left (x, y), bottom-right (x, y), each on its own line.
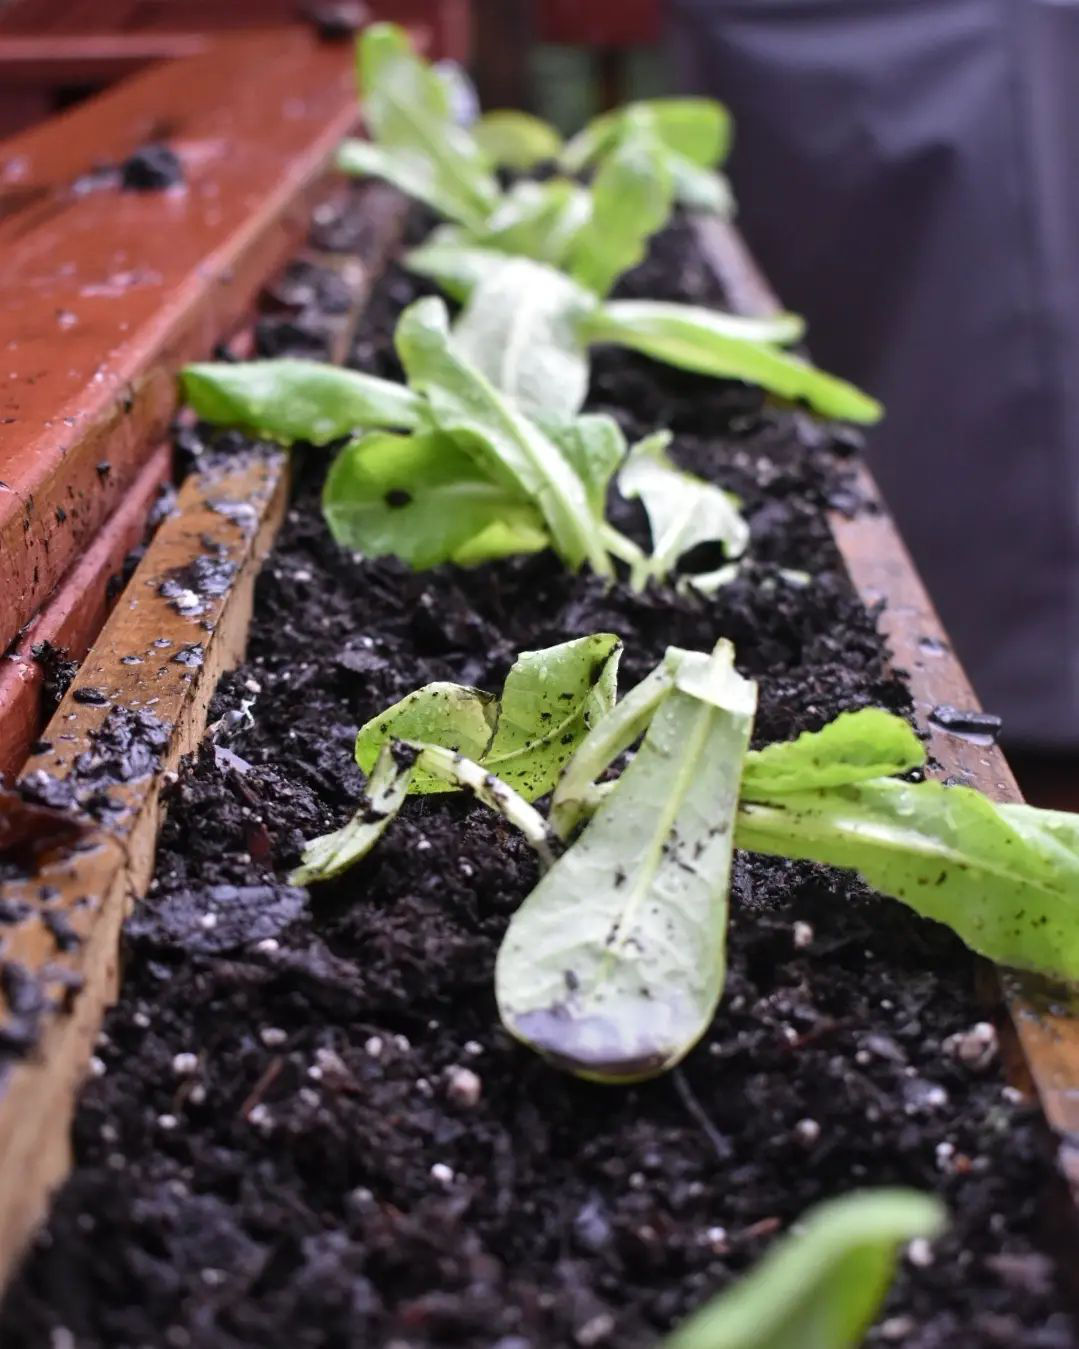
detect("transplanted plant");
top-left (182, 296), bottom-right (749, 587)
top-left (292, 633), bottom-right (1079, 1083)
top-left (335, 23), bottom-right (881, 425)
top-left (660, 1188), bottom-right (945, 1349)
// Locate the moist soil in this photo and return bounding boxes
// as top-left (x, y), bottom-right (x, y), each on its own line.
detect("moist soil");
top-left (1, 214), bottom-right (1076, 1349)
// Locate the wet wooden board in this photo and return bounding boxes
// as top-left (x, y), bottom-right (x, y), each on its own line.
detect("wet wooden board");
top-left (0, 443), bottom-right (171, 785)
top-left (693, 212), bottom-right (1079, 1175)
top-left (0, 27), bottom-right (358, 661)
top-left (0, 447), bottom-right (288, 1283)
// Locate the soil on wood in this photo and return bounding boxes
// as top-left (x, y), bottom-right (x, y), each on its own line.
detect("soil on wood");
top-left (0, 213), bottom-right (1075, 1349)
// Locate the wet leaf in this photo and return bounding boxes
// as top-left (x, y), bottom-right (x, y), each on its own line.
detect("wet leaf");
top-left (346, 23), bottom-right (498, 228)
top-left (472, 110), bottom-right (563, 169)
top-left (323, 429), bottom-right (548, 568)
top-left (496, 640), bottom-right (756, 1080)
top-left (354, 635), bottom-right (621, 802)
top-left (567, 111), bottom-right (674, 298)
top-left (736, 776), bottom-right (1079, 980)
top-left (741, 708), bottom-right (925, 796)
top-left (452, 257), bottom-right (594, 422)
top-left (618, 431), bottom-right (748, 584)
top-left (582, 301), bottom-right (882, 424)
top-left (472, 178), bottom-right (592, 265)
top-left (562, 98), bottom-right (732, 175)
top-left (544, 414), bottom-right (627, 516)
top-left (395, 297), bottom-right (610, 575)
top-left (663, 1189), bottom-right (945, 1349)
top-left (291, 743), bottom-right (414, 883)
top-left (181, 360), bottom-right (422, 444)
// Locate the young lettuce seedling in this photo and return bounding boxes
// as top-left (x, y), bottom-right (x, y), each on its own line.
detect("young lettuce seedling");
top-left (661, 1189), bottom-right (945, 1349)
top-left (406, 247), bottom-right (881, 425)
top-left (181, 297), bottom-right (750, 587)
top-left (293, 635), bottom-right (1079, 1082)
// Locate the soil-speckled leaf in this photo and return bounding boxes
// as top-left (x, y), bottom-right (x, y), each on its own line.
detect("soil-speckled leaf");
top-left (618, 431), bottom-right (748, 582)
top-left (323, 430), bottom-right (548, 568)
top-left (568, 113), bottom-right (674, 298)
top-left (736, 777), bottom-right (1079, 980)
top-left (181, 360), bottom-right (423, 444)
top-left (395, 297), bottom-right (610, 574)
top-left (353, 23), bottom-right (498, 227)
top-left (495, 640), bottom-right (757, 1081)
top-left (484, 634), bottom-right (622, 798)
top-left (663, 1189), bottom-right (945, 1349)
top-left (355, 685), bottom-right (497, 796)
top-left (583, 301), bottom-right (882, 425)
top-left (562, 98), bottom-right (732, 174)
top-left (290, 743), bottom-right (414, 883)
top-left (472, 110), bottom-right (563, 168)
top-left (741, 708), bottom-right (925, 797)
top-left (452, 258), bottom-right (595, 422)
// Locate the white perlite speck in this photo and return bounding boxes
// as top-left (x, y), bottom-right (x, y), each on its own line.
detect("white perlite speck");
top-left (171, 1052), bottom-right (198, 1076)
top-left (575, 1313), bottom-right (615, 1346)
top-left (793, 1117), bottom-right (820, 1147)
top-left (430, 1162), bottom-right (454, 1187)
top-left (445, 1065), bottom-right (482, 1108)
top-left (792, 920), bottom-right (814, 949)
top-left (364, 1035), bottom-right (384, 1059)
top-left (942, 1021), bottom-right (998, 1071)
top-left (260, 1027), bottom-right (288, 1048)
top-left (907, 1237), bottom-right (934, 1267)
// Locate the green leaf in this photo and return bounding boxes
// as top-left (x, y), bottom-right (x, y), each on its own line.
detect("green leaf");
top-left (618, 431), bottom-right (748, 585)
top-left (662, 1189), bottom-right (945, 1349)
top-left (668, 152), bottom-right (735, 216)
top-left (290, 742), bottom-right (414, 884)
top-left (395, 297), bottom-right (611, 575)
top-left (355, 635), bottom-right (622, 803)
top-left (562, 98), bottom-right (732, 174)
top-left (583, 301), bottom-right (883, 424)
top-left (568, 112), bottom-right (675, 298)
top-left (322, 430), bottom-right (548, 568)
top-left (482, 633), bottom-right (622, 798)
top-left (181, 360), bottom-right (423, 444)
top-left (352, 23), bottom-right (499, 227)
top-left (452, 257), bottom-right (595, 423)
top-left (472, 110), bottom-right (564, 169)
top-left (742, 709), bottom-right (926, 797)
top-left (736, 776), bottom-right (1079, 980)
top-left (356, 683), bottom-right (497, 796)
top-left (403, 240), bottom-right (505, 302)
top-left (336, 139), bottom-right (484, 230)
top-left (476, 179), bottom-right (593, 266)
top-left (495, 640), bottom-right (757, 1081)
top-left (545, 414), bottom-right (627, 516)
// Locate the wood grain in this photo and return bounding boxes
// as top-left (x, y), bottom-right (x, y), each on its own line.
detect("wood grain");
top-left (0, 27), bottom-right (358, 659)
top-left (0, 447), bottom-right (288, 1286)
top-left (692, 212), bottom-right (1079, 1156)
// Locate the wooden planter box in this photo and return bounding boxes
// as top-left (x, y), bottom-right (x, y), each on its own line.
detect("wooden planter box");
top-left (0, 27), bottom-right (1076, 1333)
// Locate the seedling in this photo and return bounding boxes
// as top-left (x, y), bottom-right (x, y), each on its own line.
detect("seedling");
top-left (292, 634), bottom-right (1079, 1083)
top-left (182, 297), bottom-right (749, 586)
top-left (661, 1189), bottom-right (945, 1349)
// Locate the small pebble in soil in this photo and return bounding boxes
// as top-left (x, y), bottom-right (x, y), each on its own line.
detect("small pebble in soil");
top-left (793, 1117), bottom-right (821, 1148)
top-left (792, 920), bottom-right (814, 948)
top-left (444, 1065), bottom-right (482, 1108)
top-left (942, 1020), bottom-right (998, 1071)
top-left (247, 1104), bottom-right (272, 1132)
top-left (430, 1162), bottom-right (454, 1187)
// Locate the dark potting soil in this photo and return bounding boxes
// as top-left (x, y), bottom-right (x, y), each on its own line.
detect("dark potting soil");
top-left (1, 216), bottom-right (1076, 1349)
